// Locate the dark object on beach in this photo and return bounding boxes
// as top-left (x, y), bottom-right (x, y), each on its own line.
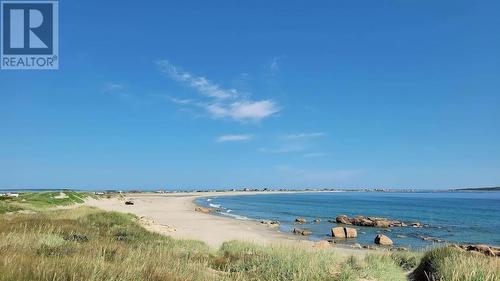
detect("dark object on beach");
top-left (374, 234), bottom-right (393, 245)
top-left (261, 220), bottom-right (280, 227)
top-left (295, 217), bottom-right (307, 224)
top-left (331, 227), bottom-right (357, 238)
top-left (125, 201), bottom-right (134, 205)
top-left (293, 228), bottom-right (312, 236)
top-left (64, 234), bottom-right (89, 242)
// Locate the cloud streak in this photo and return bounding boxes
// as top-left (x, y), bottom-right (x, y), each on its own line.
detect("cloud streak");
top-left (158, 60), bottom-right (280, 122)
top-left (216, 134), bottom-right (253, 143)
top-left (283, 132), bottom-right (325, 140)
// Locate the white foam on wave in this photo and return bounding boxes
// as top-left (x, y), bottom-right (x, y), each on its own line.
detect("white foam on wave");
top-left (226, 209), bottom-right (232, 213)
top-left (206, 198), bottom-right (212, 202)
top-left (209, 203), bottom-right (221, 208)
top-left (219, 212), bottom-right (249, 220)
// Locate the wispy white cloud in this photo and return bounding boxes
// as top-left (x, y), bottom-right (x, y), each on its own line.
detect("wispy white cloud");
top-left (207, 100), bottom-right (279, 121)
top-left (260, 132), bottom-right (326, 154)
top-left (216, 134), bottom-right (253, 143)
top-left (283, 132), bottom-right (325, 140)
top-left (302, 152), bottom-right (327, 158)
top-left (259, 143), bottom-right (305, 153)
top-left (158, 61), bottom-right (238, 100)
top-left (102, 82), bottom-right (124, 93)
top-left (157, 60), bottom-right (280, 123)
top-left (268, 56), bottom-right (284, 76)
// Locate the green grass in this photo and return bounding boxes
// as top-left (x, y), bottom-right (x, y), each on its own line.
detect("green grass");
top-left (0, 200), bottom-right (24, 214)
top-left (412, 247), bottom-right (499, 281)
top-left (0, 192), bottom-right (497, 281)
top-left (1, 191), bottom-right (91, 211)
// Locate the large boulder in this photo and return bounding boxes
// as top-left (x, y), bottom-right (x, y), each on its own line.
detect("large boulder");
top-left (295, 217), bottom-right (307, 224)
top-left (336, 215), bottom-right (352, 225)
top-left (331, 227), bottom-right (346, 238)
top-left (345, 227), bottom-right (358, 238)
top-left (374, 234), bottom-right (393, 245)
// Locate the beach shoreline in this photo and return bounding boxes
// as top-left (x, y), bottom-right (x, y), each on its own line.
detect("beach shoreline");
top-left (85, 191), bottom-right (369, 256)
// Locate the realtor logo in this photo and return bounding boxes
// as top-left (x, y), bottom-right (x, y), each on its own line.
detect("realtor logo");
top-left (1, 0), bottom-right (58, 69)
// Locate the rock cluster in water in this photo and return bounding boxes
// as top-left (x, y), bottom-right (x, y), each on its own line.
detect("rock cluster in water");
top-left (335, 215), bottom-right (422, 228)
top-left (331, 226), bottom-right (357, 238)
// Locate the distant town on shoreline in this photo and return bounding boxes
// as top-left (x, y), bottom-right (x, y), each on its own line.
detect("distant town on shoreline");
top-left (1, 186), bottom-right (499, 196)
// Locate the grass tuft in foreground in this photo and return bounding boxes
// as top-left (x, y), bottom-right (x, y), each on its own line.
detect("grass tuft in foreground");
top-left (412, 246), bottom-right (499, 281)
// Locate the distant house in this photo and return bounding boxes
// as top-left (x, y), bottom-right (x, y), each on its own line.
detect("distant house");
top-left (94, 192), bottom-right (105, 195)
top-left (6, 193), bottom-right (19, 198)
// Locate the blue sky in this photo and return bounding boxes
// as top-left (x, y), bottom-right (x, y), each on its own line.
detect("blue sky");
top-left (1, 1), bottom-right (499, 189)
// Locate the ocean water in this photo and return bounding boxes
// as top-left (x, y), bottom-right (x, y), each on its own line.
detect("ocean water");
top-left (195, 192), bottom-right (500, 249)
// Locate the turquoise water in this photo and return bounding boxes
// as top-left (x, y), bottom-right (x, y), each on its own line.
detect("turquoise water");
top-left (196, 192), bottom-right (500, 249)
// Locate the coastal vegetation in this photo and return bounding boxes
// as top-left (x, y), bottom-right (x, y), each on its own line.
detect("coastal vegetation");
top-left (0, 192), bottom-right (498, 281)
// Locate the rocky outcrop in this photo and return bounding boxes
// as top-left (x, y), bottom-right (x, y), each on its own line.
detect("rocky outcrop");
top-left (293, 228), bottom-right (312, 236)
top-left (331, 227), bottom-right (357, 238)
top-left (334, 215), bottom-right (419, 228)
top-left (313, 218), bottom-right (321, 223)
top-left (295, 217), bottom-right (307, 224)
top-left (374, 234), bottom-right (393, 245)
top-left (335, 215), bottom-right (351, 225)
top-left (451, 244), bottom-right (500, 257)
top-left (194, 207), bottom-right (213, 214)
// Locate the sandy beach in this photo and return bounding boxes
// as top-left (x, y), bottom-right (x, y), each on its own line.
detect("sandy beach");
top-left (85, 192), bottom-right (367, 256)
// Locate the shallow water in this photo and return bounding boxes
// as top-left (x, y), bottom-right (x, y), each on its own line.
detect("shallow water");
top-left (195, 192), bottom-right (500, 249)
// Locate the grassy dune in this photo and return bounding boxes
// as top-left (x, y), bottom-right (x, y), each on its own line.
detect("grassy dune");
top-left (0, 192), bottom-right (498, 281)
